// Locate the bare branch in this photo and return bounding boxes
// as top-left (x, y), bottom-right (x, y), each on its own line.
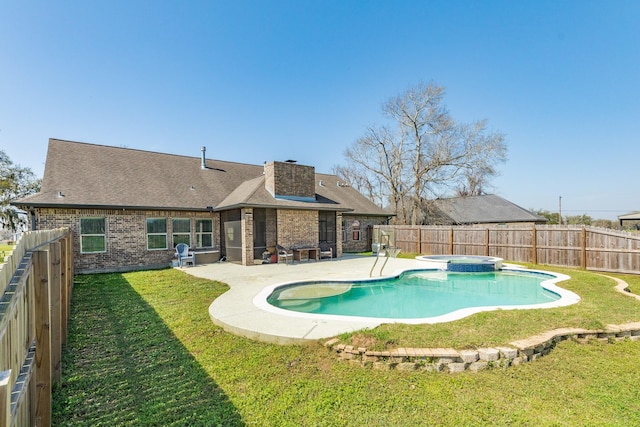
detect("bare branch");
top-left (337, 82), bottom-right (508, 225)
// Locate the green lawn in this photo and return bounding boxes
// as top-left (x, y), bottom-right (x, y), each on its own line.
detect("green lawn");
top-left (53, 267), bottom-right (640, 426)
top-left (0, 242), bottom-right (14, 260)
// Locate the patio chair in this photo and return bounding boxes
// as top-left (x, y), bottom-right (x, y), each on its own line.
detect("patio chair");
top-left (319, 242), bottom-right (333, 261)
top-left (175, 243), bottom-right (195, 267)
top-left (276, 244), bottom-right (294, 264)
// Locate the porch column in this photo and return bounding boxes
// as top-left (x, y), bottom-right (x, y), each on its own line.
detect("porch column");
top-left (241, 208), bottom-right (254, 266)
top-left (336, 212), bottom-right (343, 258)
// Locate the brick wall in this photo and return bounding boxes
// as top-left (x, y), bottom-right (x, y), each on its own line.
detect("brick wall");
top-left (34, 207), bottom-right (221, 273)
top-left (264, 161), bottom-right (315, 199)
top-left (32, 207), bottom-right (388, 271)
top-left (241, 208), bottom-right (254, 265)
top-left (341, 215), bottom-right (388, 253)
top-left (277, 209), bottom-right (318, 248)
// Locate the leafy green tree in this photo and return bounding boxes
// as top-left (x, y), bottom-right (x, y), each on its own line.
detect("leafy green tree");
top-left (533, 209), bottom-right (617, 229)
top-left (566, 214), bottom-right (593, 225)
top-left (532, 209), bottom-right (560, 224)
top-left (0, 150), bottom-right (41, 231)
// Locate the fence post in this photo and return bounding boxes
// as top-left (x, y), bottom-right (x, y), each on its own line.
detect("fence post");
top-left (532, 225), bottom-right (537, 264)
top-left (59, 236), bottom-right (69, 346)
top-left (66, 231), bottom-right (74, 315)
top-left (0, 370), bottom-right (10, 427)
top-left (34, 249), bottom-right (52, 427)
top-left (49, 242), bottom-right (62, 384)
top-left (485, 228), bottom-right (490, 256)
top-left (581, 226), bottom-right (587, 270)
top-left (449, 227), bottom-right (454, 255)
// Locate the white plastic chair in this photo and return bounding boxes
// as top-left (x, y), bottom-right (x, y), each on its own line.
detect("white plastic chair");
top-left (175, 243), bottom-right (195, 267)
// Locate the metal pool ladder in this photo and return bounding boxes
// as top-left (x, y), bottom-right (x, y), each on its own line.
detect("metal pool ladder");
top-left (370, 246), bottom-right (401, 277)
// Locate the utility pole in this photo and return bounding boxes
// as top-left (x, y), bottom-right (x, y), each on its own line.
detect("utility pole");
top-left (558, 196), bottom-right (562, 225)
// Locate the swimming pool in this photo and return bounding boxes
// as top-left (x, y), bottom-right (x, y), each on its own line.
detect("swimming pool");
top-left (260, 268), bottom-right (579, 324)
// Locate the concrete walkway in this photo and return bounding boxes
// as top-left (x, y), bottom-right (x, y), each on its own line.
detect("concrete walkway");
top-left (183, 255), bottom-right (417, 344)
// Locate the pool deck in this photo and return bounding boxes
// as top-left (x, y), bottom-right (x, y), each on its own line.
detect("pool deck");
top-left (182, 255), bottom-right (417, 344)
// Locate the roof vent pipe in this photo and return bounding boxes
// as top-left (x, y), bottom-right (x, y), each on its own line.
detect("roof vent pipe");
top-left (201, 146), bottom-right (206, 169)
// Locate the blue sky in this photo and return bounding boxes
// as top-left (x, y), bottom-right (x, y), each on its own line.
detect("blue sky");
top-left (1, 1), bottom-right (638, 220)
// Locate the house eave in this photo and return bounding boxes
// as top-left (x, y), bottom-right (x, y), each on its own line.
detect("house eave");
top-left (346, 211), bottom-right (396, 217)
top-left (12, 202), bottom-right (215, 213)
top-left (213, 202), bottom-right (354, 213)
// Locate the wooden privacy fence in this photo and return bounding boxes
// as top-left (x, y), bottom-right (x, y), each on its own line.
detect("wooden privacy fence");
top-left (375, 225), bottom-right (640, 274)
top-left (0, 228), bottom-right (74, 427)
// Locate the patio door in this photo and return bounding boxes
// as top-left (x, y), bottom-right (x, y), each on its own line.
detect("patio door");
top-left (319, 211), bottom-right (337, 253)
top-left (253, 208), bottom-right (267, 260)
top-left (224, 220), bottom-right (242, 263)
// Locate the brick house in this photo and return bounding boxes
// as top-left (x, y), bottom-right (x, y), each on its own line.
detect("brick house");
top-left (14, 139), bottom-right (392, 273)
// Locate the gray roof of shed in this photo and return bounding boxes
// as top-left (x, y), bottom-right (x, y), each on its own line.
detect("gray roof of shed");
top-left (618, 211), bottom-right (640, 220)
top-left (431, 194), bottom-right (547, 224)
top-left (15, 139), bottom-right (391, 216)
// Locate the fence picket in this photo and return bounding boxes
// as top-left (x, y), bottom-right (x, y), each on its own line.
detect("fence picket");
top-left (0, 229), bottom-right (72, 427)
top-left (376, 224), bottom-right (640, 274)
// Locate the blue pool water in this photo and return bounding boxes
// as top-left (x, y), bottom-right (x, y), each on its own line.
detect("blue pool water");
top-left (266, 270), bottom-right (562, 320)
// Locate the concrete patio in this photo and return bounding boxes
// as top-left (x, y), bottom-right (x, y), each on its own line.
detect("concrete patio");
top-left (182, 255), bottom-right (418, 344)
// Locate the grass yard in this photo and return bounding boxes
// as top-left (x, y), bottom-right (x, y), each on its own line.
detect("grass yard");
top-left (0, 242), bottom-right (14, 260)
top-left (53, 267), bottom-right (640, 426)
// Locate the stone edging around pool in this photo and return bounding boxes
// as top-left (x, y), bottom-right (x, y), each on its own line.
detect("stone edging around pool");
top-left (324, 323), bottom-right (640, 373)
top-left (324, 274), bottom-right (640, 373)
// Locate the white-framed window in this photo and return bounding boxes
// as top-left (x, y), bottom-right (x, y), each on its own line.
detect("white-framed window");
top-left (195, 219), bottom-right (213, 248)
top-left (352, 220), bottom-right (361, 241)
top-left (80, 217), bottom-right (106, 253)
top-left (147, 218), bottom-right (167, 250)
top-left (172, 218), bottom-right (191, 247)
top-left (342, 220), bottom-right (346, 242)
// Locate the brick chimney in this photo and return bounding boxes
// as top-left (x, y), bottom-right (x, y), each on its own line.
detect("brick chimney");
top-left (264, 161), bottom-right (316, 201)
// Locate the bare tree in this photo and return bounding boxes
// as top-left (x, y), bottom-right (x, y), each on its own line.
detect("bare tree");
top-left (335, 123), bottom-right (409, 220)
top-left (455, 174), bottom-right (486, 197)
top-left (338, 82), bottom-right (507, 225)
top-left (454, 119), bottom-right (506, 197)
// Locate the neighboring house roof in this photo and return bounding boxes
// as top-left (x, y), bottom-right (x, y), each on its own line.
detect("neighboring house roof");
top-left (15, 139), bottom-right (391, 216)
top-left (618, 212), bottom-right (640, 221)
top-left (430, 194), bottom-right (547, 225)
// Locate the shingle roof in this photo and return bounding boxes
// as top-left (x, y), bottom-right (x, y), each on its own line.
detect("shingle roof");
top-left (15, 139), bottom-right (391, 216)
top-left (618, 211), bottom-right (640, 220)
top-left (215, 175), bottom-right (346, 211)
top-left (431, 194), bottom-right (546, 224)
